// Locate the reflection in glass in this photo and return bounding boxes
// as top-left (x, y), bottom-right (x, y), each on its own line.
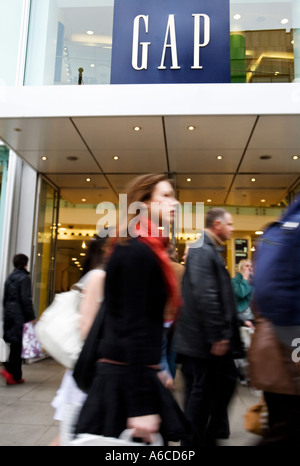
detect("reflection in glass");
top-left (230, 1), bottom-right (295, 82)
top-left (33, 178), bottom-right (59, 316)
top-left (25, 1), bottom-right (114, 85)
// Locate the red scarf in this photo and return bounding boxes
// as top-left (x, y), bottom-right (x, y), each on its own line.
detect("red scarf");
top-left (137, 218), bottom-right (182, 323)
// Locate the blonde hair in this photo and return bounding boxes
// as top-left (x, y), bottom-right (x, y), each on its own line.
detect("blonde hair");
top-left (238, 259), bottom-right (251, 273)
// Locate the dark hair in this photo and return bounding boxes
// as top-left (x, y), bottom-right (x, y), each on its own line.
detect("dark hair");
top-left (205, 208), bottom-right (228, 229)
top-left (80, 236), bottom-right (109, 277)
top-left (13, 254), bottom-right (29, 269)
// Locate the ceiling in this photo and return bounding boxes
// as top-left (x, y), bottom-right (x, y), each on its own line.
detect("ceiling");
top-left (0, 114), bottom-right (300, 209)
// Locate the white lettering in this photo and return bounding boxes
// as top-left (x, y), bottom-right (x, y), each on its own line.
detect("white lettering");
top-left (191, 14), bottom-right (210, 69)
top-left (291, 338), bottom-right (300, 363)
top-left (158, 14), bottom-right (181, 70)
top-left (132, 15), bottom-right (150, 70)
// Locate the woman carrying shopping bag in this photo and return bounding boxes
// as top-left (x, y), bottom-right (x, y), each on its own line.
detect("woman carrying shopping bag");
top-left (1, 254), bottom-right (36, 385)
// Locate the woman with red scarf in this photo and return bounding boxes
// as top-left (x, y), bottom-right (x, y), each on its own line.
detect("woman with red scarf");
top-left (74, 174), bottom-right (194, 444)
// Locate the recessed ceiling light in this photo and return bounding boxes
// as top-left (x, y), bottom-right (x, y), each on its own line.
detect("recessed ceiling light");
top-left (72, 258), bottom-right (77, 261)
top-left (251, 177), bottom-right (256, 182)
top-left (133, 126), bottom-right (141, 131)
top-left (82, 198), bottom-right (86, 202)
top-left (86, 177), bottom-right (91, 182)
top-left (216, 155), bottom-right (223, 160)
top-left (292, 155), bottom-right (299, 160)
top-left (86, 30), bottom-right (94, 35)
top-left (90, 63), bottom-right (95, 68)
top-left (281, 18), bottom-right (289, 25)
top-left (186, 178), bottom-right (192, 182)
top-left (207, 199), bottom-right (212, 203)
top-left (274, 71), bottom-right (280, 75)
top-left (188, 125), bottom-right (195, 131)
top-left (233, 14), bottom-right (241, 20)
top-left (41, 156), bottom-right (47, 161)
top-left (255, 230), bottom-right (264, 235)
top-left (261, 199), bottom-right (266, 203)
top-left (113, 156), bottom-right (119, 160)
top-left (291, 40), bottom-right (295, 45)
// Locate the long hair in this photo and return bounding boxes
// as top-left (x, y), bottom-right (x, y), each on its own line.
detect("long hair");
top-left (119, 173), bottom-right (172, 240)
top-left (80, 236), bottom-right (109, 277)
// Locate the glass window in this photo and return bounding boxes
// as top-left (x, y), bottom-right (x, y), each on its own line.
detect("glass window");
top-left (230, 1), bottom-right (298, 83)
top-left (0, 145), bottom-right (9, 260)
top-left (24, 0), bottom-right (299, 85)
top-left (25, 0), bottom-right (114, 85)
top-left (0, 1), bottom-right (24, 85)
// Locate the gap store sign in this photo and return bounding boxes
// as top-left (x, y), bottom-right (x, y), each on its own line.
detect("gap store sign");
top-left (111, 0), bottom-right (230, 84)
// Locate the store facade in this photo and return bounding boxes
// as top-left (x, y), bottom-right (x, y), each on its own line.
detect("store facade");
top-left (0, 0), bottom-right (300, 323)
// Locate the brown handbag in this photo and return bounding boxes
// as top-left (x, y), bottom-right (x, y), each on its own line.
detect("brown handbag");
top-left (248, 316), bottom-right (300, 395)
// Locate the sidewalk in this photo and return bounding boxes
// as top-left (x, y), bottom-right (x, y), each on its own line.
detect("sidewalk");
top-left (0, 358), bottom-right (260, 446)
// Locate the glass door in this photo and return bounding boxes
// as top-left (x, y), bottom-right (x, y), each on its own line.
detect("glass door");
top-left (32, 176), bottom-right (59, 317)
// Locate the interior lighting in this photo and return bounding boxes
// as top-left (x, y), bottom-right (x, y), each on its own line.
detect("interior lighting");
top-left (86, 177), bottom-right (91, 182)
top-left (251, 177), bottom-right (256, 182)
top-left (281, 18), bottom-right (289, 25)
top-left (255, 231), bottom-right (264, 235)
top-left (82, 241), bottom-right (87, 249)
top-left (186, 178), bottom-right (192, 182)
top-left (86, 30), bottom-right (94, 35)
top-left (216, 155), bottom-right (223, 160)
top-left (233, 14), bottom-right (241, 20)
top-left (113, 156), bottom-right (119, 160)
top-left (133, 126), bottom-right (141, 131)
top-left (207, 199), bottom-right (212, 203)
top-left (82, 198), bottom-right (86, 202)
top-left (261, 199), bottom-right (266, 203)
top-left (90, 63), bottom-right (95, 68)
top-left (188, 125), bottom-right (195, 131)
top-left (41, 156), bottom-right (47, 161)
top-left (72, 258), bottom-right (77, 261)
top-left (292, 155), bottom-right (299, 160)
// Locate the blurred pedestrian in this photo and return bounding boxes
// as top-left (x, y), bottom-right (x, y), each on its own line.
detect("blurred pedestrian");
top-left (173, 208), bottom-right (244, 446)
top-left (50, 236), bottom-right (109, 446)
top-left (232, 259), bottom-right (255, 327)
top-left (74, 174), bottom-right (195, 445)
top-left (1, 254), bottom-right (36, 385)
top-left (159, 243), bottom-right (184, 390)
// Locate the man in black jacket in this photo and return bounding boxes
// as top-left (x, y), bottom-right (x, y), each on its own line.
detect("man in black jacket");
top-left (1, 254), bottom-right (36, 385)
top-left (173, 208), bottom-right (244, 446)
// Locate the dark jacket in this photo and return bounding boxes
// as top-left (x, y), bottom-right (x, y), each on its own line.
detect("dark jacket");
top-left (3, 268), bottom-right (35, 344)
top-left (173, 232), bottom-right (244, 359)
top-left (98, 238), bottom-right (167, 417)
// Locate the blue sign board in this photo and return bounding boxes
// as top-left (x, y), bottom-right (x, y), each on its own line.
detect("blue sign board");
top-left (111, 0), bottom-right (230, 84)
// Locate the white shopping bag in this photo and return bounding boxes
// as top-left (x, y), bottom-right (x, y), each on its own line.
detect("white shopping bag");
top-left (69, 429), bottom-right (163, 446)
top-left (0, 338), bottom-right (10, 362)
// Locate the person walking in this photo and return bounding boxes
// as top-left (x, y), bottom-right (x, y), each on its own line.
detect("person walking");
top-left (1, 254), bottom-right (36, 385)
top-left (173, 208), bottom-right (244, 446)
top-left (74, 174), bottom-right (195, 445)
top-left (232, 259), bottom-right (254, 326)
top-left (50, 235), bottom-right (109, 446)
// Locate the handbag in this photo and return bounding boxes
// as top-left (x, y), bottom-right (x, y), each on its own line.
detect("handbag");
top-left (73, 301), bottom-right (106, 393)
top-left (35, 285), bottom-right (83, 369)
top-left (69, 429), bottom-right (163, 446)
top-left (244, 398), bottom-right (268, 436)
top-left (0, 338), bottom-right (10, 362)
top-left (21, 322), bottom-right (43, 359)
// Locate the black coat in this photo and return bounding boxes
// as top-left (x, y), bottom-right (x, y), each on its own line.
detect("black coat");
top-left (173, 232), bottom-right (244, 359)
top-left (3, 268), bottom-right (35, 344)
